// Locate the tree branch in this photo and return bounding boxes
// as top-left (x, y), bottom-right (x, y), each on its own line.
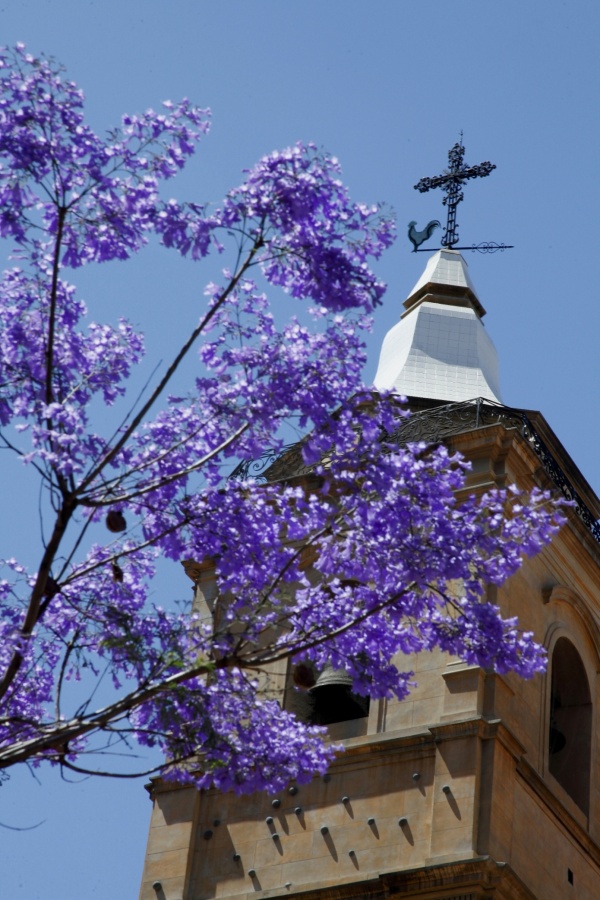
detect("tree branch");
top-left (77, 228), bottom-right (265, 496)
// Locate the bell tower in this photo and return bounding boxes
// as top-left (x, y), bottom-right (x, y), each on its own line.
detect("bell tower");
top-left (139, 250), bottom-right (600, 900)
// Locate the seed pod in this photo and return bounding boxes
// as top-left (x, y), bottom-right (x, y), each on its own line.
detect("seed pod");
top-left (106, 510), bottom-right (126, 533)
top-left (293, 663), bottom-right (316, 690)
top-left (111, 561), bottom-right (124, 582)
top-left (43, 577), bottom-right (60, 599)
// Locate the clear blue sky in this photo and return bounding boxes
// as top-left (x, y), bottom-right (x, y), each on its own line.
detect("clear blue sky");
top-left (1, 2), bottom-right (599, 897)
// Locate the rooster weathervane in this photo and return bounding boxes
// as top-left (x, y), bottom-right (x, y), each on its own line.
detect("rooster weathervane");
top-left (408, 136), bottom-right (512, 254)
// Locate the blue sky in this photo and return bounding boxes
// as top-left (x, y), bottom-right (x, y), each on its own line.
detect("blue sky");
top-left (1, 2), bottom-right (599, 897)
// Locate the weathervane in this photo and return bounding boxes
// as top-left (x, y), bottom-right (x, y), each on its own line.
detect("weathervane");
top-left (408, 136), bottom-right (512, 253)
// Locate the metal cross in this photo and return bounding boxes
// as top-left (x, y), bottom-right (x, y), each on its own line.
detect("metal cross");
top-left (414, 139), bottom-right (496, 248)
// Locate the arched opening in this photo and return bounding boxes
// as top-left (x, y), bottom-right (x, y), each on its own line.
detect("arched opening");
top-left (548, 638), bottom-right (592, 815)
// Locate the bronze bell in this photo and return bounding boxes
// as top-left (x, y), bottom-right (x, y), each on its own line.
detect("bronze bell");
top-left (310, 664), bottom-right (354, 691)
top-left (309, 665), bottom-right (368, 726)
top-left (549, 722), bottom-right (567, 754)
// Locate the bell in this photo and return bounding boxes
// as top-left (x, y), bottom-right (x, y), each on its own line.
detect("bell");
top-left (310, 664), bottom-right (354, 691)
top-left (549, 723), bottom-right (567, 755)
top-left (309, 665), bottom-right (368, 726)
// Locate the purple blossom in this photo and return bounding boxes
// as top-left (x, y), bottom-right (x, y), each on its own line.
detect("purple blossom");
top-left (0, 46), bottom-right (565, 792)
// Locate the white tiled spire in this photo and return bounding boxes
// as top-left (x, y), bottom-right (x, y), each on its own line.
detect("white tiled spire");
top-left (374, 249), bottom-right (502, 403)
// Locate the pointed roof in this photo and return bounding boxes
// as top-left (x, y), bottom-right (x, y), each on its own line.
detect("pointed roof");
top-left (404, 248), bottom-right (486, 317)
top-left (374, 249), bottom-right (502, 404)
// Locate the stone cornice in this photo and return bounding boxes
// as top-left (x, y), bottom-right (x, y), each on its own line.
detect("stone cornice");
top-left (269, 856), bottom-right (536, 900)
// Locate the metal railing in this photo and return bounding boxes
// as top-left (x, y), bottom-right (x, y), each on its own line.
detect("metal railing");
top-left (231, 398), bottom-right (600, 543)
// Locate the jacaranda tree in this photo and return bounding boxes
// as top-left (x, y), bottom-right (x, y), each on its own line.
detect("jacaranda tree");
top-left (0, 45), bottom-right (563, 794)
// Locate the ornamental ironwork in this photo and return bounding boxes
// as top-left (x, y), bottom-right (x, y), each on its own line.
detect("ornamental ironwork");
top-left (230, 441), bottom-right (310, 483)
top-left (231, 398), bottom-right (600, 544)
top-left (409, 138), bottom-right (512, 253)
top-left (468, 242), bottom-right (512, 254)
top-left (388, 398), bottom-right (600, 541)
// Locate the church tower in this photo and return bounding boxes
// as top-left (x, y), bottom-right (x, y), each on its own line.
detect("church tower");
top-left (139, 248), bottom-right (600, 899)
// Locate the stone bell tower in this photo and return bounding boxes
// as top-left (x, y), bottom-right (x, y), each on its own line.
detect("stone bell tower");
top-left (140, 250), bottom-right (600, 900)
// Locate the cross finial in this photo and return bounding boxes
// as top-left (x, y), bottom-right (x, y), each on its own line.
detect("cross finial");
top-left (414, 138), bottom-right (496, 248)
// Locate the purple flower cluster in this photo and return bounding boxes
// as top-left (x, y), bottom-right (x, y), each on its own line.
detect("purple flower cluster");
top-left (223, 145), bottom-right (395, 311)
top-left (0, 44), bottom-right (211, 264)
top-left (0, 47), bottom-right (564, 793)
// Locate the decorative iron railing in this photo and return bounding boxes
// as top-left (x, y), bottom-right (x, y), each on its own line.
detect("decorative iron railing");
top-left (231, 398), bottom-right (600, 543)
top-left (230, 442), bottom-right (310, 482)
